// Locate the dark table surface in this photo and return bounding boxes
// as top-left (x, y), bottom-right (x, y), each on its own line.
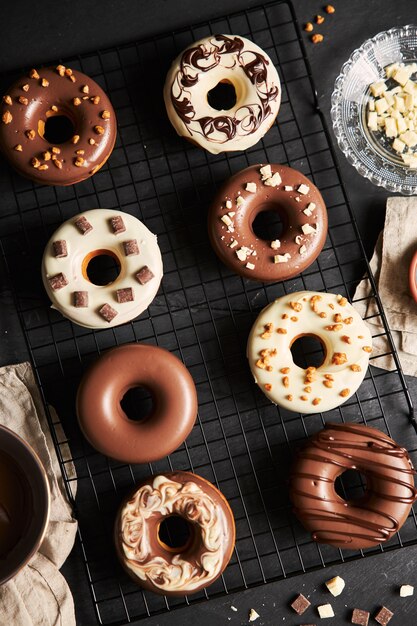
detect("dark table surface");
top-left (1, 0), bottom-right (417, 624)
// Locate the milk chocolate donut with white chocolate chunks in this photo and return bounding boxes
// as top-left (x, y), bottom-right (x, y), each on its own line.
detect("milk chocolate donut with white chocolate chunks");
top-left (0, 65), bottom-right (116, 185)
top-left (290, 423), bottom-right (417, 550)
top-left (208, 164), bottom-right (327, 282)
top-left (114, 471), bottom-right (235, 595)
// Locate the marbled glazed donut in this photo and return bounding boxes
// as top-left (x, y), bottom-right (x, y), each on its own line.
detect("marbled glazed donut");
top-left (247, 291), bottom-right (372, 413)
top-left (42, 209), bottom-right (162, 329)
top-left (164, 35), bottom-right (281, 154)
top-left (77, 344), bottom-right (197, 463)
top-left (290, 423), bottom-right (417, 550)
top-left (114, 471), bottom-right (235, 595)
top-left (208, 164), bottom-right (328, 282)
top-left (0, 65), bottom-right (116, 185)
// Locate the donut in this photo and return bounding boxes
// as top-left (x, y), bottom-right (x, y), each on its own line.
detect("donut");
top-left (289, 423), bottom-right (417, 550)
top-left (76, 344), bottom-right (197, 463)
top-left (208, 164), bottom-right (328, 282)
top-left (164, 35), bottom-right (281, 154)
top-left (42, 209), bottom-right (162, 329)
top-left (0, 65), bottom-right (116, 185)
top-left (114, 471), bottom-right (235, 595)
top-left (247, 291), bottom-right (372, 413)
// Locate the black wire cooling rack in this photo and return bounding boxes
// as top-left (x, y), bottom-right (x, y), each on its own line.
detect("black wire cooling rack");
top-left (1, 1), bottom-right (417, 624)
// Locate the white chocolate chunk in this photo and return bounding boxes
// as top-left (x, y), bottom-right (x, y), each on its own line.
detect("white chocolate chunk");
top-left (402, 153), bottom-right (417, 168)
top-left (295, 235), bottom-right (303, 244)
top-left (221, 215), bottom-right (232, 226)
top-left (264, 172), bottom-right (282, 187)
top-left (246, 262), bottom-right (255, 270)
top-left (236, 249), bottom-right (248, 261)
top-left (385, 63), bottom-right (400, 78)
top-left (317, 603), bottom-right (335, 619)
top-left (368, 98), bottom-right (375, 111)
top-left (245, 182), bottom-right (257, 193)
top-left (274, 253), bottom-right (291, 263)
top-left (259, 164), bottom-right (272, 180)
top-left (385, 117), bottom-right (398, 137)
top-left (367, 111), bottom-right (378, 131)
top-left (403, 79), bottom-right (417, 95)
top-left (394, 94), bottom-right (406, 111)
top-left (248, 608), bottom-right (260, 622)
top-left (302, 223), bottom-right (317, 235)
top-left (270, 239), bottom-right (281, 249)
top-left (325, 575), bottom-right (345, 597)
top-left (225, 200), bottom-right (232, 209)
top-left (375, 97), bottom-right (390, 115)
top-left (284, 185), bottom-right (293, 191)
top-left (370, 80), bottom-right (387, 97)
top-left (393, 66), bottom-right (411, 86)
top-left (397, 116), bottom-right (408, 134)
top-left (393, 138), bottom-right (406, 153)
top-left (297, 183), bottom-right (310, 194)
top-left (400, 584), bottom-right (414, 597)
top-left (236, 196), bottom-right (245, 208)
top-left (229, 239), bottom-right (238, 248)
top-left (400, 130), bottom-right (417, 147)
top-left (299, 245), bottom-right (307, 254)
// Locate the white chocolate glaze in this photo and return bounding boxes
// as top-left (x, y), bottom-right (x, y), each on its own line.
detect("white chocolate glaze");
top-left (119, 475), bottom-right (230, 593)
top-left (247, 291), bottom-right (372, 414)
top-left (42, 209), bottom-right (163, 328)
top-left (164, 34), bottom-right (281, 154)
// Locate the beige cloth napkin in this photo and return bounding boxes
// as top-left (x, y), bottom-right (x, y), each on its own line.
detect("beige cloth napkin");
top-left (354, 196), bottom-right (417, 375)
top-left (0, 362), bottom-right (77, 625)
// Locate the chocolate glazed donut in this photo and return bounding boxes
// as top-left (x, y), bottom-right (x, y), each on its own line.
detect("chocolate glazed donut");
top-left (114, 471), bottom-right (236, 595)
top-left (289, 423), bottom-right (417, 550)
top-left (76, 344), bottom-right (198, 464)
top-left (208, 164), bottom-right (327, 282)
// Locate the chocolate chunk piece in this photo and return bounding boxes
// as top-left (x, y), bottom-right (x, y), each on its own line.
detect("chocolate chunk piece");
top-left (52, 239), bottom-right (68, 258)
top-left (75, 216), bottom-right (93, 235)
top-left (375, 607), bottom-right (393, 625)
top-left (99, 303), bottom-right (118, 322)
top-left (111, 216), bottom-right (126, 234)
top-left (136, 266), bottom-right (154, 285)
top-left (48, 273), bottom-right (68, 290)
top-left (291, 594), bottom-right (310, 615)
top-left (123, 239), bottom-right (139, 256)
top-left (74, 291), bottom-right (88, 308)
top-left (116, 287), bottom-right (134, 303)
top-left (352, 609), bottom-right (369, 625)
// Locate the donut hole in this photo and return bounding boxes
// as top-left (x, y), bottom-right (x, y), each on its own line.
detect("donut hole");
top-left (251, 203), bottom-right (286, 241)
top-left (207, 80), bottom-right (237, 111)
top-left (290, 334), bottom-right (326, 369)
top-left (82, 250), bottom-right (121, 286)
top-left (120, 386), bottom-right (154, 422)
top-left (334, 469), bottom-right (368, 502)
top-left (158, 515), bottom-right (193, 553)
top-left (40, 114), bottom-right (76, 144)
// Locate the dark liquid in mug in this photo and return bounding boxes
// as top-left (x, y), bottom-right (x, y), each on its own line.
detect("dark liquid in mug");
top-left (0, 454), bottom-right (27, 556)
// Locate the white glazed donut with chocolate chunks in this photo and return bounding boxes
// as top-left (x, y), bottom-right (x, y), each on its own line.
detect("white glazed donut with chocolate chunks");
top-left (164, 34), bottom-right (281, 154)
top-left (42, 209), bottom-right (163, 329)
top-left (247, 291), bottom-right (372, 414)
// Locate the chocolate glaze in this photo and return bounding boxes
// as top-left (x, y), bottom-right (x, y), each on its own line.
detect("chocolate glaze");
top-left (208, 164), bottom-right (328, 282)
top-left (289, 423), bottom-right (417, 550)
top-left (0, 66), bottom-right (116, 185)
top-left (114, 471), bottom-right (235, 596)
top-left (76, 344), bottom-right (198, 464)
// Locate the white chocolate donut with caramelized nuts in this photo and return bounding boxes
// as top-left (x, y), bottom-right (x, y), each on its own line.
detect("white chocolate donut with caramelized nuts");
top-left (247, 291), bottom-right (372, 414)
top-left (42, 209), bottom-right (163, 329)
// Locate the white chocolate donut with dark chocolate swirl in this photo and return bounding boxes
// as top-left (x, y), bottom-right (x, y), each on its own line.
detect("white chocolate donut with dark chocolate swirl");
top-left (114, 472), bottom-right (235, 596)
top-left (164, 34), bottom-right (281, 154)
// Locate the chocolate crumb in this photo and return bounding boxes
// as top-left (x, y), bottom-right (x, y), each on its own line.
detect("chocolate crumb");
top-left (116, 287), bottom-right (134, 303)
top-left (352, 608), bottom-right (369, 626)
top-left (136, 266), bottom-right (154, 285)
top-left (111, 216), bottom-right (126, 235)
top-left (291, 593), bottom-right (310, 615)
top-left (375, 606), bottom-right (393, 625)
top-left (74, 291), bottom-right (88, 308)
top-left (123, 239), bottom-right (139, 256)
top-left (52, 240), bottom-right (68, 258)
top-left (99, 303), bottom-right (118, 322)
top-left (75, 216), bottom-right (93, 235)
top-left (48, 273), bottom-right (68, 291)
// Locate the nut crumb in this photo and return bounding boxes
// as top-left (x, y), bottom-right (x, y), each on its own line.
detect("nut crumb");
top-left (315, 14), bottom-right (325, 24)
top-left (18, 96), bottom-right (28, 105)
top-left (350, 364), bottom-right (361, 372)
top-left (311, 33), bottom-right (324, 44)
top-left (248, 608), bottom-right (260, 622)
top-left (71, 135), bottom-right (80, 144)
top-left (101, 109), bottom-right (111, 119)
top-left (362, 346), bottom-right (372, 353)
top-left (73, 97), bottom-right (82, 106)
top-left (26, 129), bottom-right (35, 140)
top-left (14, 144), bottom-right (22, 151)
top-left (286, 394), bottom-right (293, 401)
top-left (2, 111), bottom-right (12, 124)
top-left (82, 84), bottom-right (89, 94)
top-left (340, 388), bottom-right (350, 397)
top-left (304, 22), bottom-right (314, 32)
top-left (29, 68), bottom-right (40, 79)
top-left (41, 78), bottom-right (49, 87)
top-left (325, 4), bottom-right (335, 13)
top-left (94, 125), bottom-right (105, 134)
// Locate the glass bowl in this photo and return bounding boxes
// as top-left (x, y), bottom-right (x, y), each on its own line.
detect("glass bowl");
top-left (331, 25), bottom-right (417, 195)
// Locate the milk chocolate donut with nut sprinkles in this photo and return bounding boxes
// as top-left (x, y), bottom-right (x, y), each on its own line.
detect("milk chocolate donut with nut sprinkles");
top-left (290, 423), bottom-right (417, 550)
top-left (0, 65), bottom-right (116, 185)
top-left (208, 164), bottom-right (327, 282)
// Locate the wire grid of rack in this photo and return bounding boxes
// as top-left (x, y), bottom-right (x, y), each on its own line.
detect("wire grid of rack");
top-left (0, 1), bottom-right (416, 624)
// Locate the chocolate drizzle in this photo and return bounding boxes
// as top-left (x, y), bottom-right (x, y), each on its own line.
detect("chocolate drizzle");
top-left (289, 423), bottom-right (417, 550)
top-left (170, 34), bottom-right (280, 144)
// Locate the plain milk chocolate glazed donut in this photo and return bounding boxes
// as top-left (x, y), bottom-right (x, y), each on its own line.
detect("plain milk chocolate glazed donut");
top-left (289, 423), bottom-right (417, 550)
top-left (76, 344), bottom-right (198, 464)
top-left (115, 471), bottom-right (236, 595)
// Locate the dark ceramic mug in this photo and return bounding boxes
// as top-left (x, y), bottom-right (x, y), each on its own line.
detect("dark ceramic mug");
top-left (0, 425), bottom-right (50, 585)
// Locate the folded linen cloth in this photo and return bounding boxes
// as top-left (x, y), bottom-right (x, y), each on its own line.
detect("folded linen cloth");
top-left (0, 362), bottom-right (77, 625)
top-left (354, 196), bottom-right (417, 376)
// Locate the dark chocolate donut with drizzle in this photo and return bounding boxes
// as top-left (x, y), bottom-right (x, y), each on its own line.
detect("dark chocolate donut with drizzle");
top-left (289, 423), bottom-right (417, 550)
top-left (0, 65), bottom-right (116, 186)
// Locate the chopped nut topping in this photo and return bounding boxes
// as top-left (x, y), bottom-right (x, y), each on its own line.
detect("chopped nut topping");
top-left (91, 95), bottom-right (100, 104)
top-left (350, 364), bottom-right (362, 372)
top-left (304, 22), bottom-right (314, 32)
top-left (101, 109), bottom-right (111, 119)
top-left (71, 135), bottom-right (80, 144)
top-left (332, 352), bottom-right (348, 365)
top-left (304, 386), bottom-right (312, 393)
top-left (286, 394), bottom-right (293, 401)
top-left (31, 157), bottom-right (40, 168)
top-left (41, 78), bottom-right (49, 87)
top-left (280, 367), bottom-right (290, 374)
top-left (329, 303), bottom-right (335, 309)
top-left (264, 383), bottom-right (272, 391)
top-left (54, 159), bottom-right (63, 169)
top-left (52, 146), bottom-right (61, 154)
top-left (325, 4), bottom-right (335, 13)
top-left (2, 111), bottom-right (12, 124)
top-left (38, 164), bottom-right (49, 170)
top-left (311, 33), bottom-right (324, 44)
top-left (94, 125), bottom-right (105, 134)
top-left (74, 156), bottom-right (85, 167)
top-left (290, 301), bottom-right (303, 312)
top-left (323, 380), bottom-right (333, 388)
top-left (2, 95), bottom-right (12, 105)
top-left (42, 151), bottom-right (51, 161)
top-left (276, 328), bottom-right (287, 334)
top-left (290, 316), bottom-right (298, 322)
top-left (14, 143), bottom-right (22, 151)
top-left (362, 346), bottom-right (372, 353)
top-left (312, 397), bottom-right (322, 406)
top-left (315, 14), bottom-right (325, 24)
top-left (256, 359), bottom-right (267, 369)
top-left (324, 374), bottom-right (334, 380)
top-left (306, 366), bottom-right (316, 373)
top-left (319, 311), bottom-right (327, 318)
top-left (29, 68), bottom-right (40, 79)
top-left (56, 65), bottom-right (66, 76)
top-left (81, 84), bottom-right (89, 94)
top-left (73, 97), bottom-right (82, 106)
top-left (51, 105), bottom-right (58, 112)
top-left (337, 295), bottom-right (348, 306)
top-left (76, 149), bottom-right (85, 155)
top-left (26, 129), bottom-right (35, 140)
top-left (282, 376), bottom-right (290, 387)
top-left (325, 323), bottom-right (343, 331)
top-left (300, 395), bottom-right (308, 401)
top-left (65, 68), bottom-right (73, 76)
top-left (340, 388), bottom-right (350, 397)
top-left (88, 138), bottom-right (96, 145)
top-left (344, 316), bottom-right (353, 324)
top-left (342, 335), bottom-right (352, 344)
top-left (18, 96), bottom-right (28, 105)
top-left (334, 313), bottom-right (342, 322)
top-left (282, 313), bottom-right (289, 319)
